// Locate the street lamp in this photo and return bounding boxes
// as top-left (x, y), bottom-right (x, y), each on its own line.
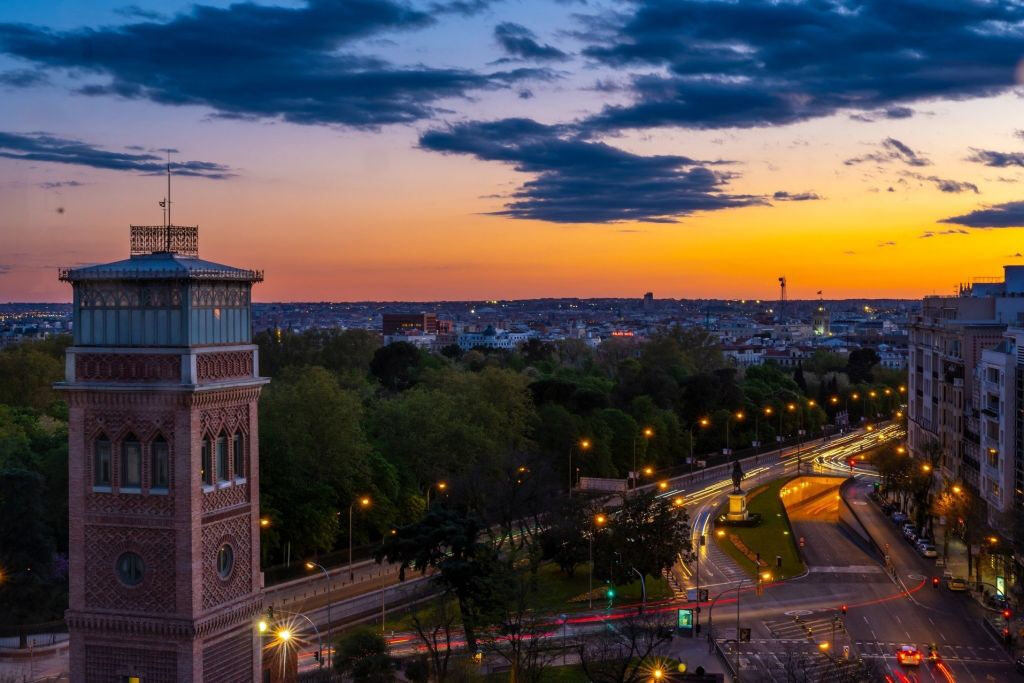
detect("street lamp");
top-left (632, 427), bottom-right (654, 490)
top-left (305, 561), bottom-right (332, 668)
top-left (426, 480), bottom-right (447, 508)
top-left (569, 438), bottom-right (591, 493)
top-left (589, 513), bottom-right (607, 609)
top-left (349, 496), bottom-right (371, 581)
top-left (725, 411), bottom-right (745, 454)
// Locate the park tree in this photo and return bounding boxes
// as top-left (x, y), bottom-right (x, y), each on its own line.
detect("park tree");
top-left (846, 348), bottom-right (880, 384)
top-left (334, 627), bottom-right (395, 682)
top-left (594, 490), bottom-right (692, 586)
top-left (575, 610), bottom-right (674, 683)
top-left (259, 366), bottom-right (385, 559)
top-left (371, 341), bottom-right (432, 391)
top-left (0, 345), bottom-right (64, 414)
top-left (377, 507), bottom-right (507, 653)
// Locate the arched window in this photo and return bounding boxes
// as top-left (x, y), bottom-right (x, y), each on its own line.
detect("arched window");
top-left (151, 436), bottom-right (169, 490)
top-left (122, 434), bottom-right (142, 489)
top-left (216, 433), bottom-right (229, 482)
top-left (201, 438), bottom-right (213, 486)
top-left (232, 432), bottom-right (244, 480)
top-left (94, 436), bottom-right (112, 487)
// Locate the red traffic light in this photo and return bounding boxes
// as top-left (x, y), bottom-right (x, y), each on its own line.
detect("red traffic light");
top-left (840, 604), bottom-right (847, 615)
top-left (932, 577), bottom-right (939, 587)
top-left (1003, 609), bottom-right (1012, 620)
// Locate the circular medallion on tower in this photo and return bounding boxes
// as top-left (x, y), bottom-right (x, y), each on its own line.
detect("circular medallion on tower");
top-left (216, 543), bottom-right (234, 580)
top-left (115, 551), bottom-right (144, 586)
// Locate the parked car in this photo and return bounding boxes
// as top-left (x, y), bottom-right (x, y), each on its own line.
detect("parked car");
top-left (985, 594), bottom-right (1010, 610)
top-left (919, 544), bottom-right (937, 558)
top-left (947, 577), bottom-right (968, 592)
top-left (892, 512), bottom-right (908, 524)
top-left (1014, 655), bottom-right (1024, 674)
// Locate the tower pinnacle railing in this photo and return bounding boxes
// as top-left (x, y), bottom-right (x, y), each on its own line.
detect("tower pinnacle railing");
top-left (130, 225), bottom-right (199, 257)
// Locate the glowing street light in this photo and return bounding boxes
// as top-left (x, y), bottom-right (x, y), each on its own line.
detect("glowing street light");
top-left (348, 496), bottom-right (371, 580)
top-left (259, 517), bottom-right (270, 528)
top-left (952, 485), bottom-right (963, 495)
top-left (673, 496), bottom-right (685, 507)
top-left (276, 629), bottom-right (292, 642)
top-left (658, 481), bottom-right (669, 491)
top-left (922, 464), bottom-right (932, 473)
top-left (257, 620), bottom-right (268, 633)
top-left (589, 513), bottom-right (607, 607)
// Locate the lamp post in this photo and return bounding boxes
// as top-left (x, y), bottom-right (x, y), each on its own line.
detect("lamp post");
top-left (349, 496), bottom-right (371, 581)
top-left (632, 427), bottom-right (653, 490)
top-left (305, 561), bottom-right (332, 668)
top-left (426, 481), bottom-right (447, 509)
top-left (725, 411), bottom-right (745, 455)
top-left (589, 513), bottom-right (606, 609)
top-left (267, 608), bottom-right (323, 669)
top-left (707, 574), bottom-right (767, 681)
top-left (569, 438), bottom-right (591, 493)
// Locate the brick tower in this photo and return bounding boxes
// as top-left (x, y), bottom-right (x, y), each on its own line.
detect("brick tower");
top-left (57, 225), bottom-right (267, 682)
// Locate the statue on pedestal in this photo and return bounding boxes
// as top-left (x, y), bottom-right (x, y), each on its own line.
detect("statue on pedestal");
top-left (731, 458), bottom-right (744, 494)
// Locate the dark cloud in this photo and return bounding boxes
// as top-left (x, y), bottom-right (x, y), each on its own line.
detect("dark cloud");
top-left (418, 117), bottom-right (763, 223)
top-left (38, 180), bottom-right (84, 189)
top-left (902, 172), bottom-right (979, 194)
top-left (919, 228), bottom-right (969, 238)
top-left (113, 5), bottom-right (165, 20)
top-left (849, 107), bottom-right (915, 123)
top-left (940, 201), bottom-right (1024, 228)
top-left (1010, 252), bottom-right (1023, 258)
top-left (772, 190), bottom-right (821, 202)
top-left (0, 264), bottom-right (11, 275)
top-left (878, 241), bottom-right (897, 247)
top-left (0, 132), bottom-right (234, 178)
top-left (0, 68), bottom-right (48, 87)
top-left (0, 0), bottom-right (546, 129)
top-left (494, 22), bottom-right (569, 61)
top-left (967, 149), bottom-right (1024, 168)
top-left (578, 0), bottom-right (1024, 131)
top-left (845, 138), bottom-right (930, 167)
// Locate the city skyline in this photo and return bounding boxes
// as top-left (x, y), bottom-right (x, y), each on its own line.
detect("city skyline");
top-left (4, 0), bottom-right (1024, 302)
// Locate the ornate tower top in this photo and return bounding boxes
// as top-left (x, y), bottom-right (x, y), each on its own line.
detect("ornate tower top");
top-left (130, 224), bottom-right (199, 257)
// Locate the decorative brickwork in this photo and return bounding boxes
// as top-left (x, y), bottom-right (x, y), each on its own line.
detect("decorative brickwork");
top-left (201, 514), bottom-right (251, 610)
top-left (197, 351), bottom-right (254, 382)
top-left (202, 627), bottom-right (254, 683)
top-left (199, 404), bottom-right (249, 441)
top-left (83, 410), bottom-right (174, 493)
top-left (76, 353), bottom-right (180, 383)
top-left (202, 482), bottom-right (249, 514)
top-left (84, 525), bottom-right (176, 613)
top-left (85, 643), bottom-right (178, 683)
top-left (86, 490), bottom-right (175, 517)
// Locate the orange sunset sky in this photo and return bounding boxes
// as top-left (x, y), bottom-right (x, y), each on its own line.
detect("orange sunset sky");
top-left (3, 1), bottom-right (1024, 302)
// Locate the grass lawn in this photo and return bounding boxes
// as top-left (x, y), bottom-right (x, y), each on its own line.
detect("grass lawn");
top-left (712, 477), bottom-right (805, 580)
top-left (382, 561), bottom-right (671, 632)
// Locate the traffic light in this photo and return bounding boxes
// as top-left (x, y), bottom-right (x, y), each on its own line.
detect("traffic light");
top-left (313, 650), bottom-right (320, 664)
top-left (932, 577), bottom-right (940, 588)
top-left (1003, 609), bottom-right (1012, 620)
top-left (739, 628), bottom-right (751, 642)
top-left (840, 604), bottom-right (847, 616)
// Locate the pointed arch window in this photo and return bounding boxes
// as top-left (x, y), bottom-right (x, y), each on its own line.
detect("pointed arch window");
top-left (201, 438), bottom-right (213, 487)
top-left (151, 436), bottom-right (169, 490)
top-left (216, 433), bottom-right (229, 482)
top-left (122, 435), bottom-right (142, 489)
top-left (94, 436), bottom-right (111, 487)
top-left (232, 432), bottom-right (244, 480)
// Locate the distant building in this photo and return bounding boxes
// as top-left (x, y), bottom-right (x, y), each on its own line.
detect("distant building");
top-left (382, 312), bottom-right (438, 336)
top-left (641, 292), bottom-right (654, 311)
top-left (458, 325), bottom-right (534, 350)
top-left (812, 303), bottom-right (831, 336)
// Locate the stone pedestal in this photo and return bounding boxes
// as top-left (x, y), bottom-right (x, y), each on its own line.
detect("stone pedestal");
top-left (726, 492), bottom-right (749, 522)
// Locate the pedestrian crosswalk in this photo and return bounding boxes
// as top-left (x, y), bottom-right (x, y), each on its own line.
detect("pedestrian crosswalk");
top-left (763, 615), bottom-right (845, 641)
top-left (705, 541), bottom-right (748, 582)
top-left (855, 640), bottom-right (1008, 663)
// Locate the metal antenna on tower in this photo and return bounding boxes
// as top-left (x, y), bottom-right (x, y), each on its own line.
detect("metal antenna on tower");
top-left (777, 276), bottom-right (787, 321)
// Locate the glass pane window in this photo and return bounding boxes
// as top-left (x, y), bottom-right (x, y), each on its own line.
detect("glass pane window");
top-left (216, 435), bottom-right (228, 481)
top-left (217, 544), bottom-right (234, 579)
top-left (122, 437), bottom-right (142, 488)
top-left (116, 551), bottom-right (144, 586)
top-left (94, 438), bottom-right (111, 487)
top-left (151, 438), bottom-right (169, 489)
top-left (233, 433), bottom-right (244, 479)
top-left (201, 439), bottom-right (213, 486)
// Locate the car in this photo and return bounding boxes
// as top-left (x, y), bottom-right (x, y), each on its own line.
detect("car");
top-left (919, 545), bottom-right (937, 558)
top-left (897, 645), bottom-right (921, 666)
top-left (1015, 655), bottom-right (1024, 674)
top-left (985, 594), bottom-right (1010, 610)
top-left (947, 577), bottom-right (968, 592)
top-left (892, 513), bottom-right (908, 524)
